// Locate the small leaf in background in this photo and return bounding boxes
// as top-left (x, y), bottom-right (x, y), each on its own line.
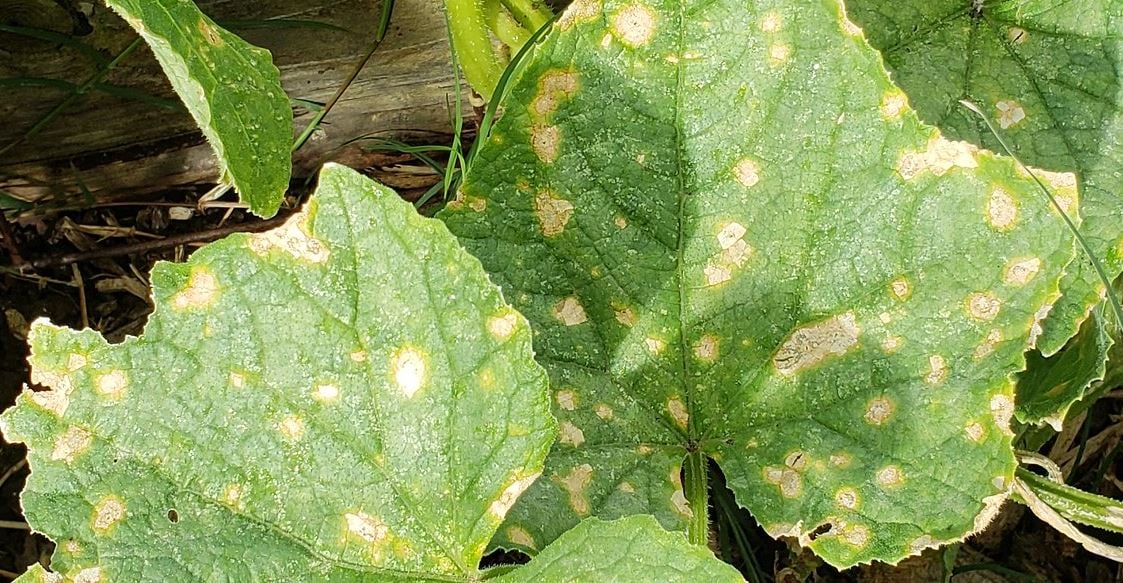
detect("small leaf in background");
top-left (845, 0), bottom-right (1123, 355)
top-left (105, 0), bottom-right (293, 217)
top-left (1016, 308), bottom-right (1113, 430)
top-left (442, 0), bottom-right (1077, 568)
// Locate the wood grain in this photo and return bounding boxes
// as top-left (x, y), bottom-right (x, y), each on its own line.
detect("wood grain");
top-left (0, 0), bottom-right (464, 210)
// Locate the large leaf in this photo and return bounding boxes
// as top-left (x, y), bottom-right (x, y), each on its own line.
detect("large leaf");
top-left (493, 516), bottom-right (743, 581)
top-left (845, 0), bottom-right (1123, 354)
top-left (440, 0), bottom-right (1076, 568)
top-left (12, 517), bottom-right (742, 583)
top-left (0, 165), bottom-right (737, 581)
top-left (106, 0), bottom-right (293, 217)
top-left (1016, 307), bottom-right (1113, 430)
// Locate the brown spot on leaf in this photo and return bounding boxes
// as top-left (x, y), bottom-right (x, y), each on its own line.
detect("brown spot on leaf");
top-left (535, 191), bottom-right (575, 236)
top-left (773, 312), bottom-right (860, 376)
top-left (554, 464), bottom-right (594, 516)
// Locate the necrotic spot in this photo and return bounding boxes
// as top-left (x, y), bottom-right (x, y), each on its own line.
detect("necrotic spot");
top-left (773, 312), bottom-right (860, 376)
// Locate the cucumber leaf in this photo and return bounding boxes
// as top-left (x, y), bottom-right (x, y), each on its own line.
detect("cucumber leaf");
top-left (493, 516), bottom-right (742, 582)
top-left (845, 0), bottom-right (1123, 354)
top-left (441, 0), bottom-right (1075, 568)
top-left (1, 165), bottom-right (735, 581)
top-left (105, 0), bottom-right (293, 217)
top-left (1016, 307), bottom-right (1113, 429)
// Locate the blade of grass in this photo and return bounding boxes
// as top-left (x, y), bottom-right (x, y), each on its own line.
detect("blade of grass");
top-left (364, 139), bottom-right (449, 175)
top-left (414, 180), bottom-right (448, 209)
top-left (0, 190), bottom-right (32, 211)
top-left (1071, 407), bottom-right (1094, 483)
top-left (0, 78), bottom-right (183, 110)
top-left (712, 473), bottom-right (767, 583)
top-left (0, 24), bottom-right (109, 65)
top-left (90, 84), bottom-right (183, 110)
top-left (291, 0), bottom-right (395, 152)
top-left (291, 98), bottom-right (325, 112)
top-left (443, 93), bottom-right (464, 202)
top-left (215, 19), bottom-right (350, 33)
top-left (0, 37), bottom-right (143, 159)
top-left (0, 77), bottom-right (75, 91)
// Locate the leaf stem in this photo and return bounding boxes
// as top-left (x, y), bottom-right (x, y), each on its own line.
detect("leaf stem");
top-left (684, 451), bottom-right (710, 546)
top-left (498, 0), bottom-right (552, 31)
top-left (445, 0), bottom-right (507, 101)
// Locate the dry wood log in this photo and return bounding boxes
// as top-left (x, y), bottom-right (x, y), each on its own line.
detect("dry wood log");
top-left (0, 0), bottom-right (466, 212)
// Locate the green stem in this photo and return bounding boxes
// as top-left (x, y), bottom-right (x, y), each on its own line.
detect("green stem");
top-left (445, 0), bottom-right (506, 101)
top-left (1015, 466), bottom-right (1123, 535)
top-left (498, 0), bottom-right (552, 31)
top-left (484, 0), bottom-right (532, 49)
top-left (684, 451), bottom-right (710, 546)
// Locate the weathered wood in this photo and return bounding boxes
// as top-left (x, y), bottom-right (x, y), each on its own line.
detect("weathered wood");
top-left (0, 0), bottom-right (465, 211)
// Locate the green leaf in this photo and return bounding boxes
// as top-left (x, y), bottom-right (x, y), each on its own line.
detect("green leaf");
top-left (12, 564), bottom-right (52, 583)
top-left (845, 0), bottom-right (1123, 354)
top-left (1015, 307), bottom-right (1113, 429)
top-left (491, 516), bottom-right (742, 581)
top-left (440, 0), bottom-right (1076, 568)
top-left (3, 164), bottom-right (554, 580)
top-left (105, 0), bottom-right (293, 217)
top-left (3, 164), bottom-right (735, 582)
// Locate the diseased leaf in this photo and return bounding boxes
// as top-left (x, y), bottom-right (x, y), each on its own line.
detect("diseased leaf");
top-left (2, 164), bottom-right (736, 582)
top-left (12, 565), bottom-right (52, 583)
top-left (4, 165), bottom-right (549, 580)
top-left (493, 516), bottom-right (743, 582)
top-left (106, 0), bottom-right (293, 217)
top-left (1016, 308), bottom-right (1113, 430)
top-left (845, 0), bottom-right (1123, 354)
top-left (441, 0), bottom-right (1076, 568)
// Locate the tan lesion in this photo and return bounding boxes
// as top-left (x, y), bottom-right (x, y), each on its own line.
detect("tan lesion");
top-left (535, 191), bottom-right (576, 237)
top-left (558, 0), bottom-right (602, 30)
top-left (773, 312), bottom-right (860, 376)
top-left (611, 3), bottom-right (657, 47)
top-left (247, 210), bottom-right (329, 264)
top-left (171, 267), bottom-right (221, 310)
top-left (897, 135), bottom-right (979, 180)
top-left (553, 464), bottom-right (594, 516)
top-left (531, 70), bottom-right (579, 121)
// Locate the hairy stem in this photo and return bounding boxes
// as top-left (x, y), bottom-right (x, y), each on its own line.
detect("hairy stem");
top-left (484, 0), bottom-right (532, 49)
top-left (684, 451), bottom-right (710, 546)
top-left (445, 0), bottom-right (506, 100)
top-left (499, 0), bottom-right (552, 31)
